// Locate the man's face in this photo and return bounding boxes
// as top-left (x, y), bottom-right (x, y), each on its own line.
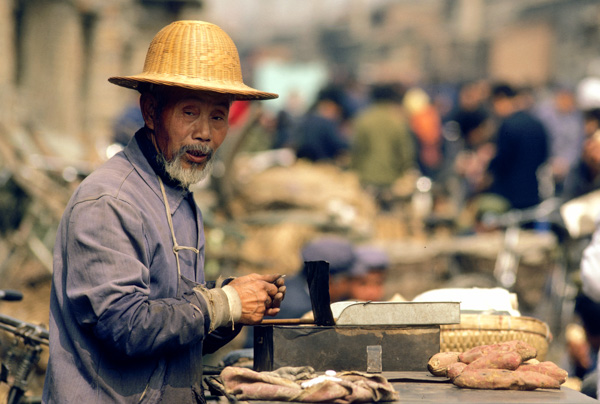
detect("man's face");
top-left (349, 271), bottom-right (385, 302)
top-left (142, 86), bottom-right (231, 186)
top-left (491, 96), bottom-right (513, 118)
top-left (329, 275), bottom-right (351, 303)
top-left (555, 91), bottom-right (575, 114)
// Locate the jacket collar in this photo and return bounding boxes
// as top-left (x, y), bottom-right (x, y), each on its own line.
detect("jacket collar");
top-left (124, 127), bottom-right (190, 215)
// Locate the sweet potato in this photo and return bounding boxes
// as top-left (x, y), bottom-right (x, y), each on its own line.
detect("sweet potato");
top-left (454, 369), bottom-right (523, 390)
top-left (446, 362), bottom-right (467, 380)
top-left (458, 345), bottom-right (489, 364)
top-left (465, 351), bottom-right (522, 371)
top-left (458, 340), bottom-right (537, 364)
top-left (427, 352), bottom-right (460, 376)
top-left (502, 340), bottom-right (538, 361)
top-left (515, 370), bottom-right (561, 390)
top-left (453, 368), bottom-right (560, 390)
top-left (516, 361), bottom-right (568, 384)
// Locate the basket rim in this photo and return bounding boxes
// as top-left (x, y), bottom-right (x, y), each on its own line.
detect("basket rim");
top-left (440, 313), bottom-right (551, 340)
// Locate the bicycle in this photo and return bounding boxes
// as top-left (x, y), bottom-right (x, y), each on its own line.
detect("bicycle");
top-left (0, 290), bottom-right (48, 404)
top-left (480, 197), bottom-right (582, 361)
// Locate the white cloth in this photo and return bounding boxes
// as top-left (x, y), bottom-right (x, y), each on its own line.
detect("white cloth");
top-left (412, 287), bottom-right (520, 316)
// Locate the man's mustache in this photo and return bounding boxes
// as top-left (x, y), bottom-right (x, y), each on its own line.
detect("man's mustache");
top-left (172, 144), bottom-right (214, 163)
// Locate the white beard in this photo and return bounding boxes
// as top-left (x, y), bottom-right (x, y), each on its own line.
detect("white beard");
top-left (159, 145), bottom-right (214, 188)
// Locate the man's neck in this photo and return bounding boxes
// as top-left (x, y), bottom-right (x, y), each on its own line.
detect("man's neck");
top-left (135, 127), bottom-right (185, 190)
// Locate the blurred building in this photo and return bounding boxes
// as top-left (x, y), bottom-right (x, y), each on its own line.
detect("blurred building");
top-left (208, 0), bottom-right (600, 88)
top-left (0, 0), bottom-right (204, 165)
top-left (1, 0), bottom-right (600, 165)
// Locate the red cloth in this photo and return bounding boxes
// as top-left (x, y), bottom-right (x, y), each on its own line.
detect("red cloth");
top-left (229, 100), bottom-right (251, 127)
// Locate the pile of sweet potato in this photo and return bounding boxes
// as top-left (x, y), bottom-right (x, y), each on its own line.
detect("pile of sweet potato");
top-left (427, 340), bottom-right (568, 390)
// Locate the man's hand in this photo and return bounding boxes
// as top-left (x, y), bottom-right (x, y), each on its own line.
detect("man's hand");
top-left (228, 274), bottom-right (286, 324)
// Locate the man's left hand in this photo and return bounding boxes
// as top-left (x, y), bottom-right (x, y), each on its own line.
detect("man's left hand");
top-left (228, 274), bottom-right (286, 322)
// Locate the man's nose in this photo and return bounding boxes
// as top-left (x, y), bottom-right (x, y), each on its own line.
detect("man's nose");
top-left (193, 118), bottom-right (212, 141)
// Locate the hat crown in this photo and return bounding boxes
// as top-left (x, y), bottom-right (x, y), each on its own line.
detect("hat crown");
top-left (108, 20), bottom-right (278, 100)
top-left (143, 20), bottom-right (243, 86)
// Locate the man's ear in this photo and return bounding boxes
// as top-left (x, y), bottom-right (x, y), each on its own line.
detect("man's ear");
top-left (140, 93), bottom-right (157, 130)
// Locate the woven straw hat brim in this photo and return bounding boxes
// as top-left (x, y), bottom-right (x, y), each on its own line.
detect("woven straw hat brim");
top-left (108, 20), bottom-right (278, 101)
top-left (108, 74), bottom-right (278, 101)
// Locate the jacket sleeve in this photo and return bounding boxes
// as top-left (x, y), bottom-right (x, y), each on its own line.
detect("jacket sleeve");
top-left (488, 121), bottom-right (514, 176)
top-left (396, 122), bottom-right (416, 174)
top-left (203, 325), bottom-right (244, 355)
top-left (63, 196), bottom-right (212, 358)
top-left (350, 124), bottom-right (368, 172)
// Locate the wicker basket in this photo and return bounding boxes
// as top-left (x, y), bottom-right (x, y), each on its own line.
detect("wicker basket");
top-left (440, 314), bottom-right (552, 361)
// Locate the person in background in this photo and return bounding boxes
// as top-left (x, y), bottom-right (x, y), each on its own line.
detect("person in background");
top-left (578, 219), bottom-right (600, 399)
top-left (350, 83), bottom-right (415, 211)
top-left (348, 245), bottom-right (389, 302)
top-left (403, 86), bottom-right (443, 180)
top-left (562, 108), bottom-right (600, 201)
top-left (440, 80), bottom-right (491, 182)
top-left (277, 235), bottom-right (357, 319)
top-left (453, 108), bottom-right (495, 199)
top-left (449, 108), bottom-right (496, 232)
top-left (482, 83), bottom-right (550, 212)
top-left (112, 103), bottom-right (145, 147)
top-left (290, 85), bottom-right (350, 163)
top-left (559, 84), bottom-right (600, 395)
top-left (565, 70), bottom-right (600, 400)
top-left (444, 80), bottom-right (492, 131)
top-left (43, 21), bottom-right (285, 403)
top-left (573, 293), bottom-right (600, 398)
top-left (534, 85), bottom-right (585, 196)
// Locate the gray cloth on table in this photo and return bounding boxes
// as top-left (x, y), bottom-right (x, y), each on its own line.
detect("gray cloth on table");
top-left (220, 366), bottom-right (399, 403)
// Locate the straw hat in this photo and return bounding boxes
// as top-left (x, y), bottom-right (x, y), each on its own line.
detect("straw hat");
top-left (109, 20), bottom-right (278, 101)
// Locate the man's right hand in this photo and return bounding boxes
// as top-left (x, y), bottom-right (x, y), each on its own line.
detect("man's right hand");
top-left (228, 274), bottom-right (286, 324)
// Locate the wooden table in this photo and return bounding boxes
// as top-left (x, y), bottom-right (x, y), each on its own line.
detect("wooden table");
top-left (207, 372), bottom-right (597, 403)
top-left (387, 372), bottom-right (595, 403)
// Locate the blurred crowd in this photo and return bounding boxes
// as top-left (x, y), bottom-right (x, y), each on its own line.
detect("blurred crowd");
top-left (217, 76), bottom-right (600, 229)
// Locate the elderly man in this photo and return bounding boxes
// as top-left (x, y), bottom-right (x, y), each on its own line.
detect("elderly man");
top-left (42, 21), bottom-right (285, 403)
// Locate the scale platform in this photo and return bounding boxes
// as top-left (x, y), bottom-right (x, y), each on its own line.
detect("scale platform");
top-left (254, 302), bottom-right (460, 372)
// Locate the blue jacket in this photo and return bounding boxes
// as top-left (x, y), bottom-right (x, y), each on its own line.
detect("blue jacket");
top-left (43, 130), bottom-right (238, 403)
top-left (488, 110), bottom-right (550, 209)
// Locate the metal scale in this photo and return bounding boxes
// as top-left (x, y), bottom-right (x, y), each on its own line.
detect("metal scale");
top-left (254, 261), bottom-right (460, 373)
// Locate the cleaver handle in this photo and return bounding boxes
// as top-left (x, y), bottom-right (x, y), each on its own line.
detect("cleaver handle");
top-left (305, 260), bottom-right (336, 326)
